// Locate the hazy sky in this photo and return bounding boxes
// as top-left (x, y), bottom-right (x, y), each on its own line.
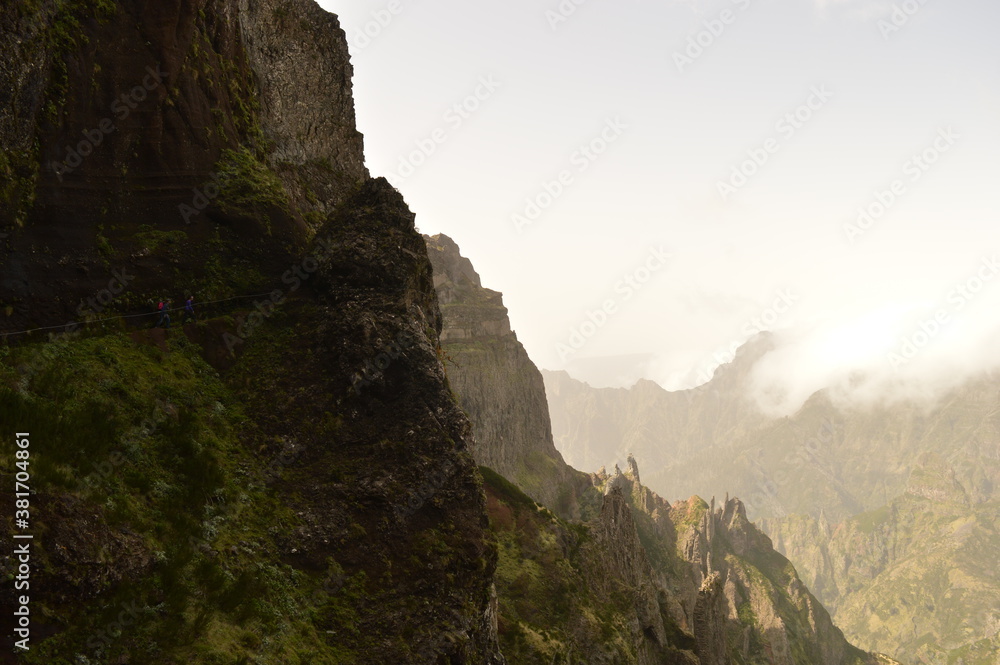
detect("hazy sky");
top-left (321, 0), bottom-right (1000, 414)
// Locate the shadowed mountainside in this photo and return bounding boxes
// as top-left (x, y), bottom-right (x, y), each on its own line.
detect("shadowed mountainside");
top-left (1, 2), bottom-right (502, 661)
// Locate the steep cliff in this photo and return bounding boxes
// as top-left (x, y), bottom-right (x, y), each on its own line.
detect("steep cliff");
top-left (0, 0), bottom-right (368, 330)
top-left (425, 233), bottom-right (592, 517)
top-left (1, 2), bottom-right (502, 662)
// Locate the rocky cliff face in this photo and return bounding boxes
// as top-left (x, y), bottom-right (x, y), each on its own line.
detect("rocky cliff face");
top-left (0, 0), bottom-right (368, 330)
top-left (482, 454), bottom-right (888, 665)
top-left (613, 469), bottom-right (879, 665)
top-left (426, 233), bottom-right (591, 517)
top-left (1, 2), bottom-right (501, 662)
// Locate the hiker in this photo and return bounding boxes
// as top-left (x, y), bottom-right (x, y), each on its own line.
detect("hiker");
top-left (156, 299), bottom-right (171, 329)
top-left (182, 295), bottom-right (196, 323)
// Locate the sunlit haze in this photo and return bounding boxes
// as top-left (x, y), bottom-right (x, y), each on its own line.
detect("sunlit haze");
top-left (322, 0), bottom-right (1000, 414)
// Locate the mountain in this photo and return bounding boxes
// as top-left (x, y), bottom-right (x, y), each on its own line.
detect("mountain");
top-left (1, 2), bottom-right (502, 662)
top-left (763, 455), bottom-right (1000, 665)
top-left (0, 1), bottom-right (910, 662)
top-left (427, 235), bottom-right (893, 664)
top-left (543, 333), bottom-right (774, 499)
top-left (425, 233), bottom-right (593, 518)
top-left (542, 343), bottom-right (1000, 664)
top-left (543, 346), bottom-right (1000, 523)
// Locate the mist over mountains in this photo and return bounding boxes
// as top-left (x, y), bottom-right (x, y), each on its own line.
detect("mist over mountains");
top-left (543, 333), bottom-right (1000, 664)
top-left (544, 334), bottom-right (1000, 521)
top-left (566, 268), bottom-right (1000, 420)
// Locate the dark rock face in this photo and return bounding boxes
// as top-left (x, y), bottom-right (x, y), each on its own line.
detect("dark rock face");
top-left (237, 0), bottom-right (368, 213)
top-left (1, 3), bottom-right (502, 662)
top-left (229, 179), bottom-right (505, 663)
top-left (0, 0), bottom-right (367, 331)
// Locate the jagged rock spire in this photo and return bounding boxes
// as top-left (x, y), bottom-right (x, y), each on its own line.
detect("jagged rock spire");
top-left (606, 464), bottom-right (628, 496)
top-left (627, 452), bottom-right (640, 485)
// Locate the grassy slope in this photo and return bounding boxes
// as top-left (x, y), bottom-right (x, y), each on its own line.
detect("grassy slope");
top-left (833, 496), bottom-right (1000, 665)
top-left (481, 466), bottom-right (638, 664)
top-left (0, 332), bottom-right (345, 663)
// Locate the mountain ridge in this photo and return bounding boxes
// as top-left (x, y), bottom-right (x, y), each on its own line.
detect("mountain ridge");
top-left (428, 233), bottom-right (895, 665)
top-left (542, 339), bottom-right (999, 664)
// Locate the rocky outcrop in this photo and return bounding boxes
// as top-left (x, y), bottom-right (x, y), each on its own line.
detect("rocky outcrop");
top-left (586, 485), bottom-right (696, 665)
top-left (601, 467), bottom-right (877, 665)
top-left (237, 0), bottom-right (368, 214)
top-left (426, 233), bottom-right (591, 517)
top-left (490, 463), bottom-right (879, 665)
